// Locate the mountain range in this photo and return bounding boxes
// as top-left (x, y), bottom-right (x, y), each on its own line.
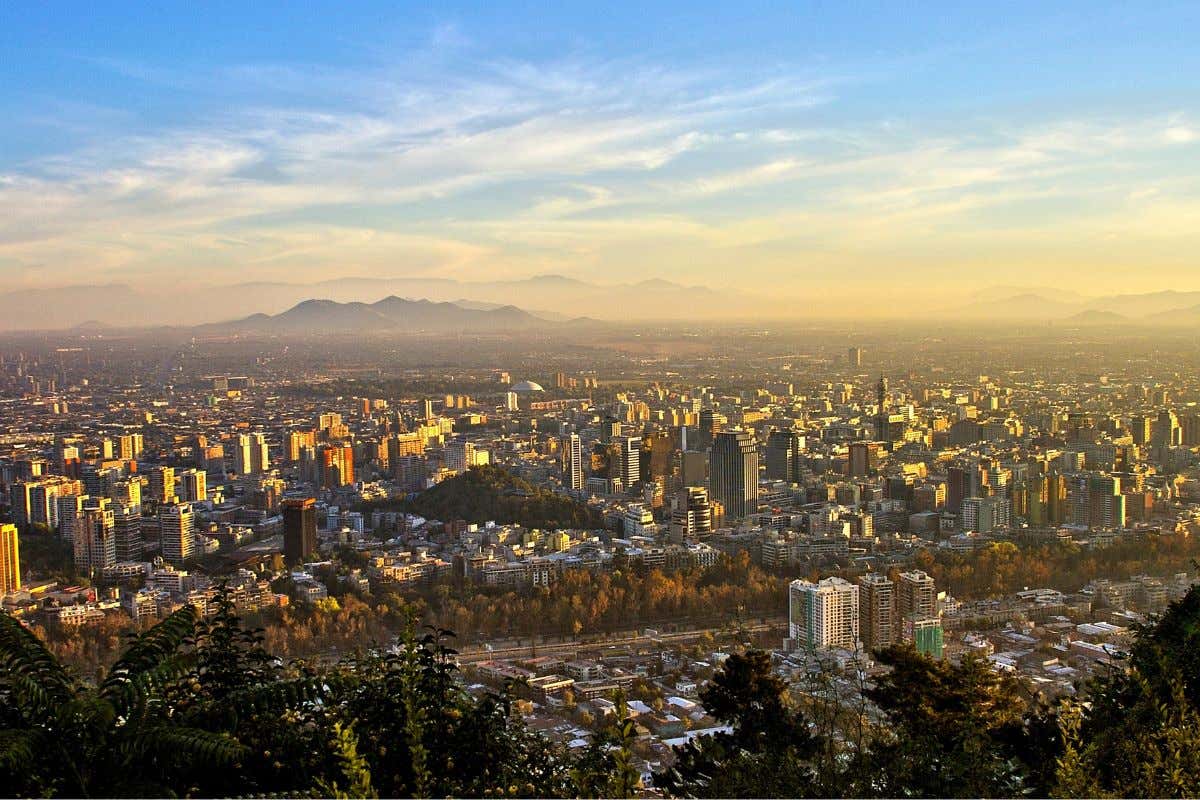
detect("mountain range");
top-left (0, 275), bottom-right (752, 331)
top-left (1, 275), bottom-right (1200, 331)
top-left (205, 296), bottom-right (561, 334)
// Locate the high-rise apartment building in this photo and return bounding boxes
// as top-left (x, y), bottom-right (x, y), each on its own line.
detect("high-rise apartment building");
top-left (0, 523), bottom-right (20, 596)
top-left (848, 346), bottom-right (863, 368)
top-left (858, 573), bottom-right (896, 650)
top-left (160, 504), bottom-right (196, 566)
top-left (897, 570), bottom-right (937, 620)
top-left (113, 503), bottom-right (144, 563)
top-left (283, 497), bottom-right (318, 565)
top-left (565, 433), bottom-right (584, 491)
top-left (74, 496), bottom-right (116, 575)
top-left (149, 465), bottom-right (177, 507)
top-left (235, 432), bottom-right (270, 475)
top-left (711, 430), bottom-right (758, 520)
top-left (789, 577), bottom-right (859, 651)
top-left (178, 468), bottom-right (207, 503)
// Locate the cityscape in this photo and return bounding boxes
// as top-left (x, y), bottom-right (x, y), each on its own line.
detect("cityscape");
top-left (3, 2), bottom-right (1200, 798)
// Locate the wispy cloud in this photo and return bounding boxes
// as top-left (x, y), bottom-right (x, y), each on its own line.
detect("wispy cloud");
top-left (1, 36), bottom-right (1198, 293)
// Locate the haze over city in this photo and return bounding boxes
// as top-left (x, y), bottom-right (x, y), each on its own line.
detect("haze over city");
top-left (2, 1), bottom-right (1199, 321)
top-left (5, 4), bottom-right (1200, 800)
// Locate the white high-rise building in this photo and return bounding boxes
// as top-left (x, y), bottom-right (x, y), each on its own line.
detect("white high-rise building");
top-left (789, 577), bottom-right (860, 651)
top-left (160, 504), bottom-right (196, 566)
top-left (566, 433), bottom-right (584, 491)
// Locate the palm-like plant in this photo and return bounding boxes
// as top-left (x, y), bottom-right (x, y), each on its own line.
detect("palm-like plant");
top-left (0, 606), bottom-right (246, 797)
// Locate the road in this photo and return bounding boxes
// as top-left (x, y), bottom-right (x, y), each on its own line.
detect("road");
top-left (455, 617), bottom-right (786, 663)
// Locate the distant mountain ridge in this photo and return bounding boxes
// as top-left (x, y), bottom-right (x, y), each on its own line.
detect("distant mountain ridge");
top-left (207, 296), bottom-right (557, 334)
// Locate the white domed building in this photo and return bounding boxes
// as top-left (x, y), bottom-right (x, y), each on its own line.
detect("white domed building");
top-left (511, 380), bottom-right (546, 394)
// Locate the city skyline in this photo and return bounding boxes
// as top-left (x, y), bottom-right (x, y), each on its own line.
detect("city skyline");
top-left (2, 2), bottom-right (1199, 312)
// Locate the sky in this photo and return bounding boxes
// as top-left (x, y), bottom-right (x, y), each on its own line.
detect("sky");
top-left (2, 1), bottom-right (1199, 304)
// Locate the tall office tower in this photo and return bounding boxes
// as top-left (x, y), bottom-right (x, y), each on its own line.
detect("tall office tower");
top-left (1088, 474), bottom-right (1126, 530)
top-left (0, 523), bottom-right (20, 596)
top-left (177, 468), bottom-right (207, 503)
top-left (848, 346), bottom-right (863, 368)
top-left (858, 573), bottom-right (897, 650)
top-left (765, 429), bottom-right (801, 482)
top-left (74, 497), bottom-right (116, 575)
top-left (789, 577), bottom-right (860, 651)
top-left (680, 449), bottom-right (709, 487)
top-left (669, 486), bottom-right (714, 540)
top-left (698, 409), bottom-right (716, 450)
top-left (849, 441), bottom-right (884, 477)
top-left (283, 497), bottom-right (318, 565)
top-left (1153, 410), bottom-right (1182, 449)
top-left (422, 399), bottom-right (435, 420)
top-left (149, 466), bottom-right (177, 506)
top-left (387, 432), bottom-right (425, 469)
top-left (874, 376), bottom-right (890, 442)
top-left (113, 504), bottom-right (143, 562)
top-left (159, 504), bottom-right (196, 566)
top-left (318, 412), bottom-right (343, 431)
top-left (616, 436), bottom-right (642, 491)
top-left (320, 444), bottom-right (355, 488)
top-left (1129, 414), bottom-right (1154, 446)
top-left (711, 430), bottom-right (758, 520)
top-left (235, 433), bottom-right (269, 475)
top-left (897, 570), bottom-right (937, 621)
top-left (565, 433), bottom-right (584, 491)
top-left (554, 371), bottom-right (567, 389)
top-left (505, 391), bottom-right (519, 412)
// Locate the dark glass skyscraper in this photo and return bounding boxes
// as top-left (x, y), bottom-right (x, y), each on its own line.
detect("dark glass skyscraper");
top-left (710, 429), bottom-right (758, 520)
top-left (283, 497), bottom-right (318, 565)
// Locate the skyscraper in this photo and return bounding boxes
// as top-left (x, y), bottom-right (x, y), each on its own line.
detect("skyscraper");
top-left (616, 435), bottom-right (641, 492)
top-left (765, 429), bottom-right (803, 482)
top-left (565, 433), bottom-right (584, 491)
top-left (848, 346), bottom-right (863, 368)
top-left (711, 430), bottom-right (758, 520)
top-left (74, 496), bottom-right (116, 575)
top-left (858, 573), bottom-right (896, 650)
top-left (160, 504), bottom-right (196, 566)
top-left (283, 497), bottom-right (318, 565)
top-left (0, 523), bottom-right (19, 596)
top-left (789, 577), bottom-right (859, 651)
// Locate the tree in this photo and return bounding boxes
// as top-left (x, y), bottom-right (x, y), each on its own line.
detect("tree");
top-left (864, 645), bottom-right (1029, 798)
top-left (1054, 584), bottom-right (1200, 797)
top-left (655, 649), bottom-right (823, 798)
top-left (0, 606), bottom-right (244, 797)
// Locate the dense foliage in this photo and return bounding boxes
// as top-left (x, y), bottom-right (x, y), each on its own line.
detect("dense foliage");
top-left (6, 584), bottom-right (1200, 797)
top-left (385, 464), bottom-right (604, 529)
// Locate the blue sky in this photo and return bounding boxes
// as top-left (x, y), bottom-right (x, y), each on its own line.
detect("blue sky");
top-left (2, 1), bottom-right (1198, 302)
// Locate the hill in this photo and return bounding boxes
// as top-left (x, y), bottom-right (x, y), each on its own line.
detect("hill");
top-left (397, 464), bottom-right (601, 529)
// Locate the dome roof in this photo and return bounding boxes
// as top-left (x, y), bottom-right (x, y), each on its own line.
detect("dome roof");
top-left (511, 380), bottom-right (545, 392)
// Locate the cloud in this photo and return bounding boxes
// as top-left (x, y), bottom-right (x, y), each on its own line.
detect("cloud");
top-left (1, 40), bottom-right (1198, 296)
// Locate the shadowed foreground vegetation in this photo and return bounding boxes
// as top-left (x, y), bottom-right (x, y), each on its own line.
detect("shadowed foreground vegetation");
top-left (4, 585), bottom-right (1200, 797)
